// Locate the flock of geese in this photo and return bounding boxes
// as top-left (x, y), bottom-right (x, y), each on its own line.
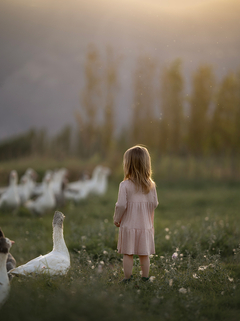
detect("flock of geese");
top-left (0, 211), bottom-right (70, 308)
top-left (0, 165), bottom-right (111, 215)
top-left (0, 165), bottom-right (111, 307)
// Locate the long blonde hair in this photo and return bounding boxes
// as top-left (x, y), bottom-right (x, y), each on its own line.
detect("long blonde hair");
top-left (123, 145), bottom-right (155, 194)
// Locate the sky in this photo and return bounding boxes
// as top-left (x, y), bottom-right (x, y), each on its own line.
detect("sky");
top-left (0, 0), bottom-right (239, 140)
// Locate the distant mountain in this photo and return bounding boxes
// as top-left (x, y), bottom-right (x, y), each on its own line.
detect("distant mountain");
top-left (0, 0), bottom-right (239, 140)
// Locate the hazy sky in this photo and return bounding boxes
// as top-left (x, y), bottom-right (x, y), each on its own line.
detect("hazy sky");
top-left (0, 0), bottom-right (239, 140)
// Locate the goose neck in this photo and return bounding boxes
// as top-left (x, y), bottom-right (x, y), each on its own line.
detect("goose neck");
top-left (52, 226), bottom-right (68, 254)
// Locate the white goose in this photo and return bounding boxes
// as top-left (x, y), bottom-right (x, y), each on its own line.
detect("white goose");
top-left (25, 174), bottom-right (56, 215)
top-left (0, 170), bottom-right (20, 211)
top-left (64, 166), bottom-right (103, 202)
top-left (18, 168), bottom-right (37, 203)
top-left (9, 211), bottom-right (70, 276)
top-left (0, 237), bottom-right (13, 308)
top-left (91, 166), bottom-right (111, 195)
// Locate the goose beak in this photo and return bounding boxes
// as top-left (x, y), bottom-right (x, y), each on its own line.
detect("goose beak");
top-left (11, 240), bottom-right (15, 245)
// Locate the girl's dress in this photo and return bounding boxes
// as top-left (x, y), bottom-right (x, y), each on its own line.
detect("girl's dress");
top-left (114, 180), bottom-right (158, 255)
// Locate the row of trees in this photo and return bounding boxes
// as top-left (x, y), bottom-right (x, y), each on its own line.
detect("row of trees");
top-left (1, 45), bottom-right (240, 161)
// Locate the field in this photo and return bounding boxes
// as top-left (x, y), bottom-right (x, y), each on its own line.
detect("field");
top-left (1, 164), bottom-right (240, 320)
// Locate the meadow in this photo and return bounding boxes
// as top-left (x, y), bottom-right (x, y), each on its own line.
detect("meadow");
top-left (0, 159), bottom-right (240, 321)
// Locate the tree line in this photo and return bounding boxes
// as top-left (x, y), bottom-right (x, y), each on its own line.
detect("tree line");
top-left (0, 45), bottom-right (240, 161)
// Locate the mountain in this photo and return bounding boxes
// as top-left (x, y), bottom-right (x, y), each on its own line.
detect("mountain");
top-left (0, 0), bottom-right (239, 139)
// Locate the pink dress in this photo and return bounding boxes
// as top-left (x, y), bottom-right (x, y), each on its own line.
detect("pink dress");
top-left (114, 180), bottom-right (158, 255)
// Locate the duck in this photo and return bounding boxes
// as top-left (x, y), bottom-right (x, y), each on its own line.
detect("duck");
top-left (0, 170), bottom-right (20, 211)
top-left (0, 236), bottom-right (14, 308)
top-left (9, 211), bottom-right (70, 276)
top-left (24, 174), bottom-right (56, 215)
top-left (0, 228), bottom-right (16, 273)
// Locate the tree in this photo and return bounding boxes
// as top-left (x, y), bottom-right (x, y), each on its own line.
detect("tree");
top-left (131, 56), bottom-right (157, 148)
top-left (76, 45), bottom-right (102, 158)
top-left (159, 59), bottom-right (184, 154)
top-left (188, 65), bottom-right (215, 155)
top-left (211, 72), bottom-right (239, 155)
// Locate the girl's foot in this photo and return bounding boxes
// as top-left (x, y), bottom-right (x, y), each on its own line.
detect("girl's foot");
top-left (141, 277), bottom-right (149, 282)
top-left (119, 275), bottom-right (133, 284)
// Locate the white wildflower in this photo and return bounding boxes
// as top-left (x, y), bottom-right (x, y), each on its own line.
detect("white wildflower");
top-left (81, 236), bottom-right (87, 240)
top-left (91, 265), bottom-right (95, 269)
top-left (169, 279), bottom-right (173, 286)
top-left (165, 235), bottom-right (170, 240)
top-left (205, 217), bottom-right (209, 221)
top-left (100, 261), bottom-right (104, 265)
top-left (160, 256), bottom-right (164, 259)
top-left (149, 254), bottom-right (154, 258)
top-left (149, 276), bottom-right (155, 282)
top-left (193, 273), bottom-right (199, 279)
top-left (82, 245), bottom-right (86, 249)
top-left (198, 266), bottom-right (208, 271)
top-left (165, 228), bottom-right (169, 232)
top-left (221, 291), bottom-right (224, 295)
top-left (87, 260), bottom-right (92, 264)
top-left (179, 287), bottom-right (187, 294)
top-left (97, 264), bottom-right (103, 273)
top-left (103, 250), bottom-right (108, 255)
top-left (172, 252), bottom-right (178, 259)
top-left (228, 276), bottom-right (234, 282)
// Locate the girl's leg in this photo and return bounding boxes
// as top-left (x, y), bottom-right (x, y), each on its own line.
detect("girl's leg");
top-left (139, 255), bottom-right (150, 278)
top-left (123, 254), bottom-right (133, 279)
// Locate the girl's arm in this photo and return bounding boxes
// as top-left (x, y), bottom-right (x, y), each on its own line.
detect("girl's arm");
top-left (113, 182), bottom-right (127, 226)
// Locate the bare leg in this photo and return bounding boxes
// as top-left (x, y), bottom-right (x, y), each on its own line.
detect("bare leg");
top-left (139, 255), bottom-right (150, 278)
top-left (123, 254), bottom-right (133, 279)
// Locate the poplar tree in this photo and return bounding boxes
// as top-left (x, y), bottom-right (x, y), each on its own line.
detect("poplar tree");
top-left (211, 72), bottom-right (239, 155)
top-left (131, 56), bottom-right (156, 148)
top-left (188, 65), bottom-right (215, 155)
top-left (160, 59), bottom-right (184, 154)
top-left (76, 45), bottom-right (101, 158)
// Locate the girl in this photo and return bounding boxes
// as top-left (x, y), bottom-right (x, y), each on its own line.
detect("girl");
top-left (113, 145), bottom-right (158, 282)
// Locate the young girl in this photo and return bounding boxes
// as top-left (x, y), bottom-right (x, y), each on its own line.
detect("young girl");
top-left (113, 145), bottom-right (158, 282)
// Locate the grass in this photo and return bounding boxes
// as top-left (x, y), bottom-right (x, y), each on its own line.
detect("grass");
top-left (1, 179), bottom-right (240, 320)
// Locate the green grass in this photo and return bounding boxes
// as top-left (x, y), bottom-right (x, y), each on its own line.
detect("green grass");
top-left (1, 180), bottom-right (240, 320)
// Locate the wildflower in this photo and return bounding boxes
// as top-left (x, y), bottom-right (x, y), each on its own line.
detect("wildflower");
top-left (87, 260), bottom-right (92, 264)
top-left (91, 265), bottom-right (95, 269)
top-left (164, 269), bottom-right (169, 273)
top-left (149, 254), bottom-right (154, 258)
top-left (81, 236), bottom-right (86, 241)
top-left (103, 250), bottom-right (108, 255)
top-left (149, 276), bottom-right (155, 282)
top-left (179, 288), bottom-right (187, 294)
top-left (193, 273), bottom-right (199, 279)
top-left (82, 245), bottom-right (86, 249)
top-left (180, 253), bottom-right (183, 257)
top-left (228, 276), bottom-right (234, 282)
top-left (113, 271), bottom-right (117, 276)
top-left (165, 235), bottom-right (170, 240)
top-left (119, 294), bottom-right (123, 297)
top-left (137, 290), bottom-right (141, 294)
top-left (221, 291), bottom-right (224, 295)
top-left (97, 265), bottom-right (103, 273)
top-left (100, 261), bottom-right (104, 265)
top-left (172, 252), bottom-right (178, 259)
top-left (160, 256), bottom-right (164, 259)
top-left (165, 228), bottom-right (169, 232)
top-left (169, 279), bottom-right (173, 286)
top-left (205, 217), bottom-right (209, 221)
top-left (198, 266), bottom-right (208, 271)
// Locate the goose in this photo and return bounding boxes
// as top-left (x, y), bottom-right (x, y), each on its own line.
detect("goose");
top-left (25, 174), bottom-right (56, 215)
top-left (64, 166), bottom-right (103, 201)
top-left (18, 168), bottom-right (37, 202)
top-left (0, 228), bottom-right (16, 273)
top-left (9, 211), bottom-right (70, 276)
top-left (0, 236), bottom-right (13, 308)
top-left (0, 170), bottom-right (20, 211)
top-left (91, 166), bottom-right (111, 196)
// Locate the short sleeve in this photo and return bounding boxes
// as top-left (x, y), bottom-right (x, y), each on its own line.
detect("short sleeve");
top-left (113, 181), bottom-right (127, 222)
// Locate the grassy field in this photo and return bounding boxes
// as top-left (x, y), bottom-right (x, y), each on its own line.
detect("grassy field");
top-left (1, 177), bottom-right (240, 320)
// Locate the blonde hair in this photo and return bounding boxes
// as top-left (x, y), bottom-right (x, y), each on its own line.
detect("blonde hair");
top-left (123, 145), bottom-right (155, 194)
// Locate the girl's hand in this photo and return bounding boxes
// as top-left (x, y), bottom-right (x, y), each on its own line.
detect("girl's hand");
top-left (114, 221), bottom-right (120, 227)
